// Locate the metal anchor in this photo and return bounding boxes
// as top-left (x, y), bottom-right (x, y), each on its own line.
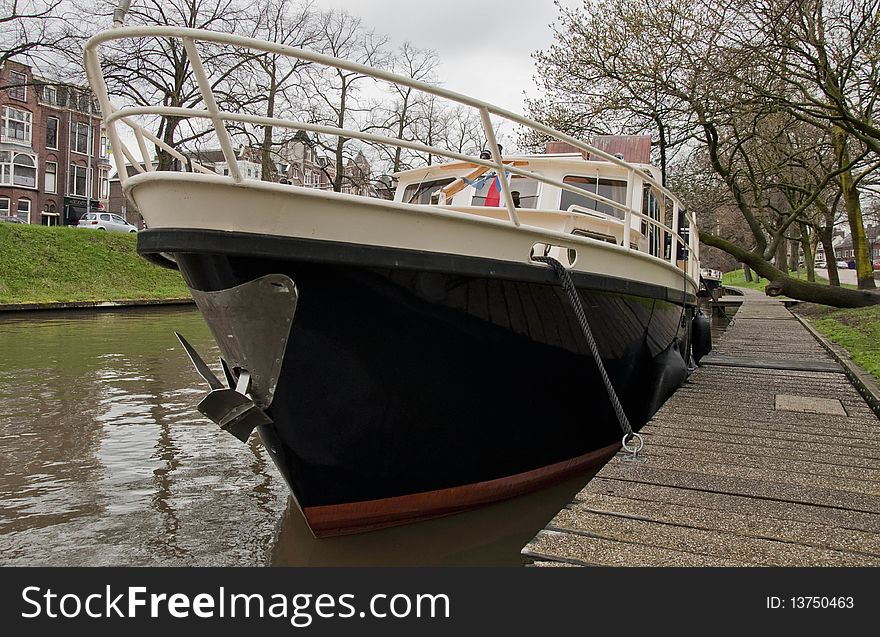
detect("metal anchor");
top-left (175, 332), bottom-right (272, 442)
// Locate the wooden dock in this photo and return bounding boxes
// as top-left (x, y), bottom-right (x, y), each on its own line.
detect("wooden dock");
top-left (523, 289), bottom-right (880, 566)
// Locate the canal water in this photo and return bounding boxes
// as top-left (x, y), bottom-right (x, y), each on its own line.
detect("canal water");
top-left (0, 307), bottom-right (288, 566)
top-left (0, 303), bottom-right (737, 566)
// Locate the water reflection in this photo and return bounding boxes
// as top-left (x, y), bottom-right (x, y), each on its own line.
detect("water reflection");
top-left (1, 304), bottom-right (739, 566)
top-left (267, 474), bottom-right (592, 566)
top-left (0, 307), bottom-right (286, 565)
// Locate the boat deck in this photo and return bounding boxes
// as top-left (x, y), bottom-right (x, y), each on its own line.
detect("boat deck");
top-left (522, 288), bottom-right (880, 566)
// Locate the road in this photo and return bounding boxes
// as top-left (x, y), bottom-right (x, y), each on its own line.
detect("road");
top-left (815, 267), bottom-right (859, 286)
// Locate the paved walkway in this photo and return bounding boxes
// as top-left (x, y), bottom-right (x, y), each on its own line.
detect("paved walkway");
top-left (814, 267), bottom-right (860, 286)
top-left (523, 289), bottom-right (880, 566)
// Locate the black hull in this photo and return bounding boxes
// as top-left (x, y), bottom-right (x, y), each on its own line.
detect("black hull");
top-left (140, 229), bottom-right (694, 532)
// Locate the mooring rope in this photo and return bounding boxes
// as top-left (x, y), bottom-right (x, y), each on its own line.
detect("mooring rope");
top-left (532, 256), bottom-right (633, 439)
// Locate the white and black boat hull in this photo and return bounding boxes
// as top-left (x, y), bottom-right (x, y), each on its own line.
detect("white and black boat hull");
top-left (140, 228), bottom-right (694, 536)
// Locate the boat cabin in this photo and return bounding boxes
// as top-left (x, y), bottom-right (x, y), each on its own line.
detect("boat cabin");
top-left (393, 154), bottom-right (678, 263)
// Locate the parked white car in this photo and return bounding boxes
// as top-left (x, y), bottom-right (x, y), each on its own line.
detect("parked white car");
top-left (78, 212), bottom-right (138, 233)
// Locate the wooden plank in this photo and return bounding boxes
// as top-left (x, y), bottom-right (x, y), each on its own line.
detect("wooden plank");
top-left (524, 289), bottom-right (880, 566)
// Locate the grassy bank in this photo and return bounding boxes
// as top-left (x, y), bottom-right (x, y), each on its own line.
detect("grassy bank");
top-left (0, 223), bottom-right (189, 304)
top-left (794, 303), bottom-right (880, 383)
top-left (721, 268), bottom-right (769, 292)
top-left (721, 267), bottom-right (857, 291)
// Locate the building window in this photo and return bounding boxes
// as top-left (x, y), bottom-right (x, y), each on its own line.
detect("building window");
top-left (12, 154), bottom-right (36, 188)
top-left (2, 106), bottom-right (32, 144)
top-left (0, 151), bottom-right (9, 184)
top-left (99, 167), bottom-right (109, 199)
top-left (41, 202), bottom-right (59, 226)
top-left (70, 121), bottom-right (91, 154)
top-left (16, 198), bottom-right (31, 224)
top-left (0, 197), bottom-right (9, 216)
top-left (8, 71), bottom-right (27, 101)
top-left (77, 92), bottom-right (91, 113)
top-left (0, 151), bottom-right (38, 188)
top-left (69, 164), bottom-right (90, 197)
top-left (46, 116), bottom-right (59, 149)
top-left (45, 161), bottom-right (57, 193)
top-left (100, 134), bottom-right (109, 158)
top-left (42, 85), bottom-right (57, 105)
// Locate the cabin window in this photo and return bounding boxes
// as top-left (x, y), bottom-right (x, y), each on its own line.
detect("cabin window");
top-left (471, 174), bottom-right (540, 208)
top-left (560, 175), bottom-right (627, 219)
top-left (402, 177), bottom-right (455, 204)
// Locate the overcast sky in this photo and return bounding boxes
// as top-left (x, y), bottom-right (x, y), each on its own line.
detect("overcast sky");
top-left (322, 0), bottom-right (578, 116)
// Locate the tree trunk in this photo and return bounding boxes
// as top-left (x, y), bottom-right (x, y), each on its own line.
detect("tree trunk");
top-left (393, 92), bottom-right (410, 173)
top-left (799, 222), bottom-right (815, 283)
top-left (742, 264), bottom-right (753, 282)
top-left (775, 240), bottom-right (788, 275)
top-left (819, 226), bottom-right (840, 286)
top-left (156, 116), bottom-right (180, 171)
top-left (788, 239), bottom-right (799, 273)
top-left (655, 115), bottom-right (667, 187)
top-left (832, 126), bottom-right (876, 289)
top-left (261, 72), bottom-right (277, 182)
top-left (333, 85), bottom-right (347, 193)
top-left (701, 231), bottom-right (880, 307)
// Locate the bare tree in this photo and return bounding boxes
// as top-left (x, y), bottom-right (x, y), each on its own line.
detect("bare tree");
top-left (364, 41), bottom-right (439, 173)
top-left (235, 0), bottom-right (317, 182)
top-left (730, 0), bottom-right (880, 287)
top-left (531, 0), bottom-right (879, 306)
top-left (89, 0), bottom-right (248, 170)
top-left (528, 0), bottom-right (695, 183)
top-left (0, 0), bottom-right (68, 67)
top-left (303, 9), bottom-right (388, 192)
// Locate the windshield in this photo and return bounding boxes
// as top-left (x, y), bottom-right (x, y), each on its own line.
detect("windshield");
top-left (560, 175), bottom-right (627, 218)
top-left (401, 178), bottom-right (456, 204)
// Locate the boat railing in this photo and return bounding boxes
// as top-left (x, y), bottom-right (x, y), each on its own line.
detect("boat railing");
top-left (84, 26), bottom-right (699, 285)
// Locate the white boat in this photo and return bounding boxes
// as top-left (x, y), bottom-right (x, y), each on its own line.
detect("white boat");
top-left (699, 267), bottom-right (723, 297)
top-left (85, 26), bottom-right (702, 538)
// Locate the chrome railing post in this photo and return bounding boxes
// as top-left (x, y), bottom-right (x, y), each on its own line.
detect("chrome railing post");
top-left (83, 49), bottom-right (129, 188)
top-left (133, 127), bottom-right (153, 171)
top-left (623, 169), bottom-right (634, 249)
top-left (182, 37), bottom-right (242, 183)
top-left (670, 200), bottom-right (680, 267)
top-left (478, 107), bottom-right (519, 227)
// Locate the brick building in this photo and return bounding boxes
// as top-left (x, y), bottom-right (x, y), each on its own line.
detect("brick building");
top-left (1, 60), bottom-right (110, 225)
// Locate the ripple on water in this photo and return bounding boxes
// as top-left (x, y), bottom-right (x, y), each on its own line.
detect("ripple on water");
top-left (0, 307), bottom-right (288, 565)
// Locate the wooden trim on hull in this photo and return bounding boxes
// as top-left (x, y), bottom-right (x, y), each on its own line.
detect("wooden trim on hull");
top-left (303, 442), bottom-right (621, 537)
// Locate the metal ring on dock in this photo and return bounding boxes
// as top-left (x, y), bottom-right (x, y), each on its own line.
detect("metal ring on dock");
top-left (620, 433), bottom-right (646, 463)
